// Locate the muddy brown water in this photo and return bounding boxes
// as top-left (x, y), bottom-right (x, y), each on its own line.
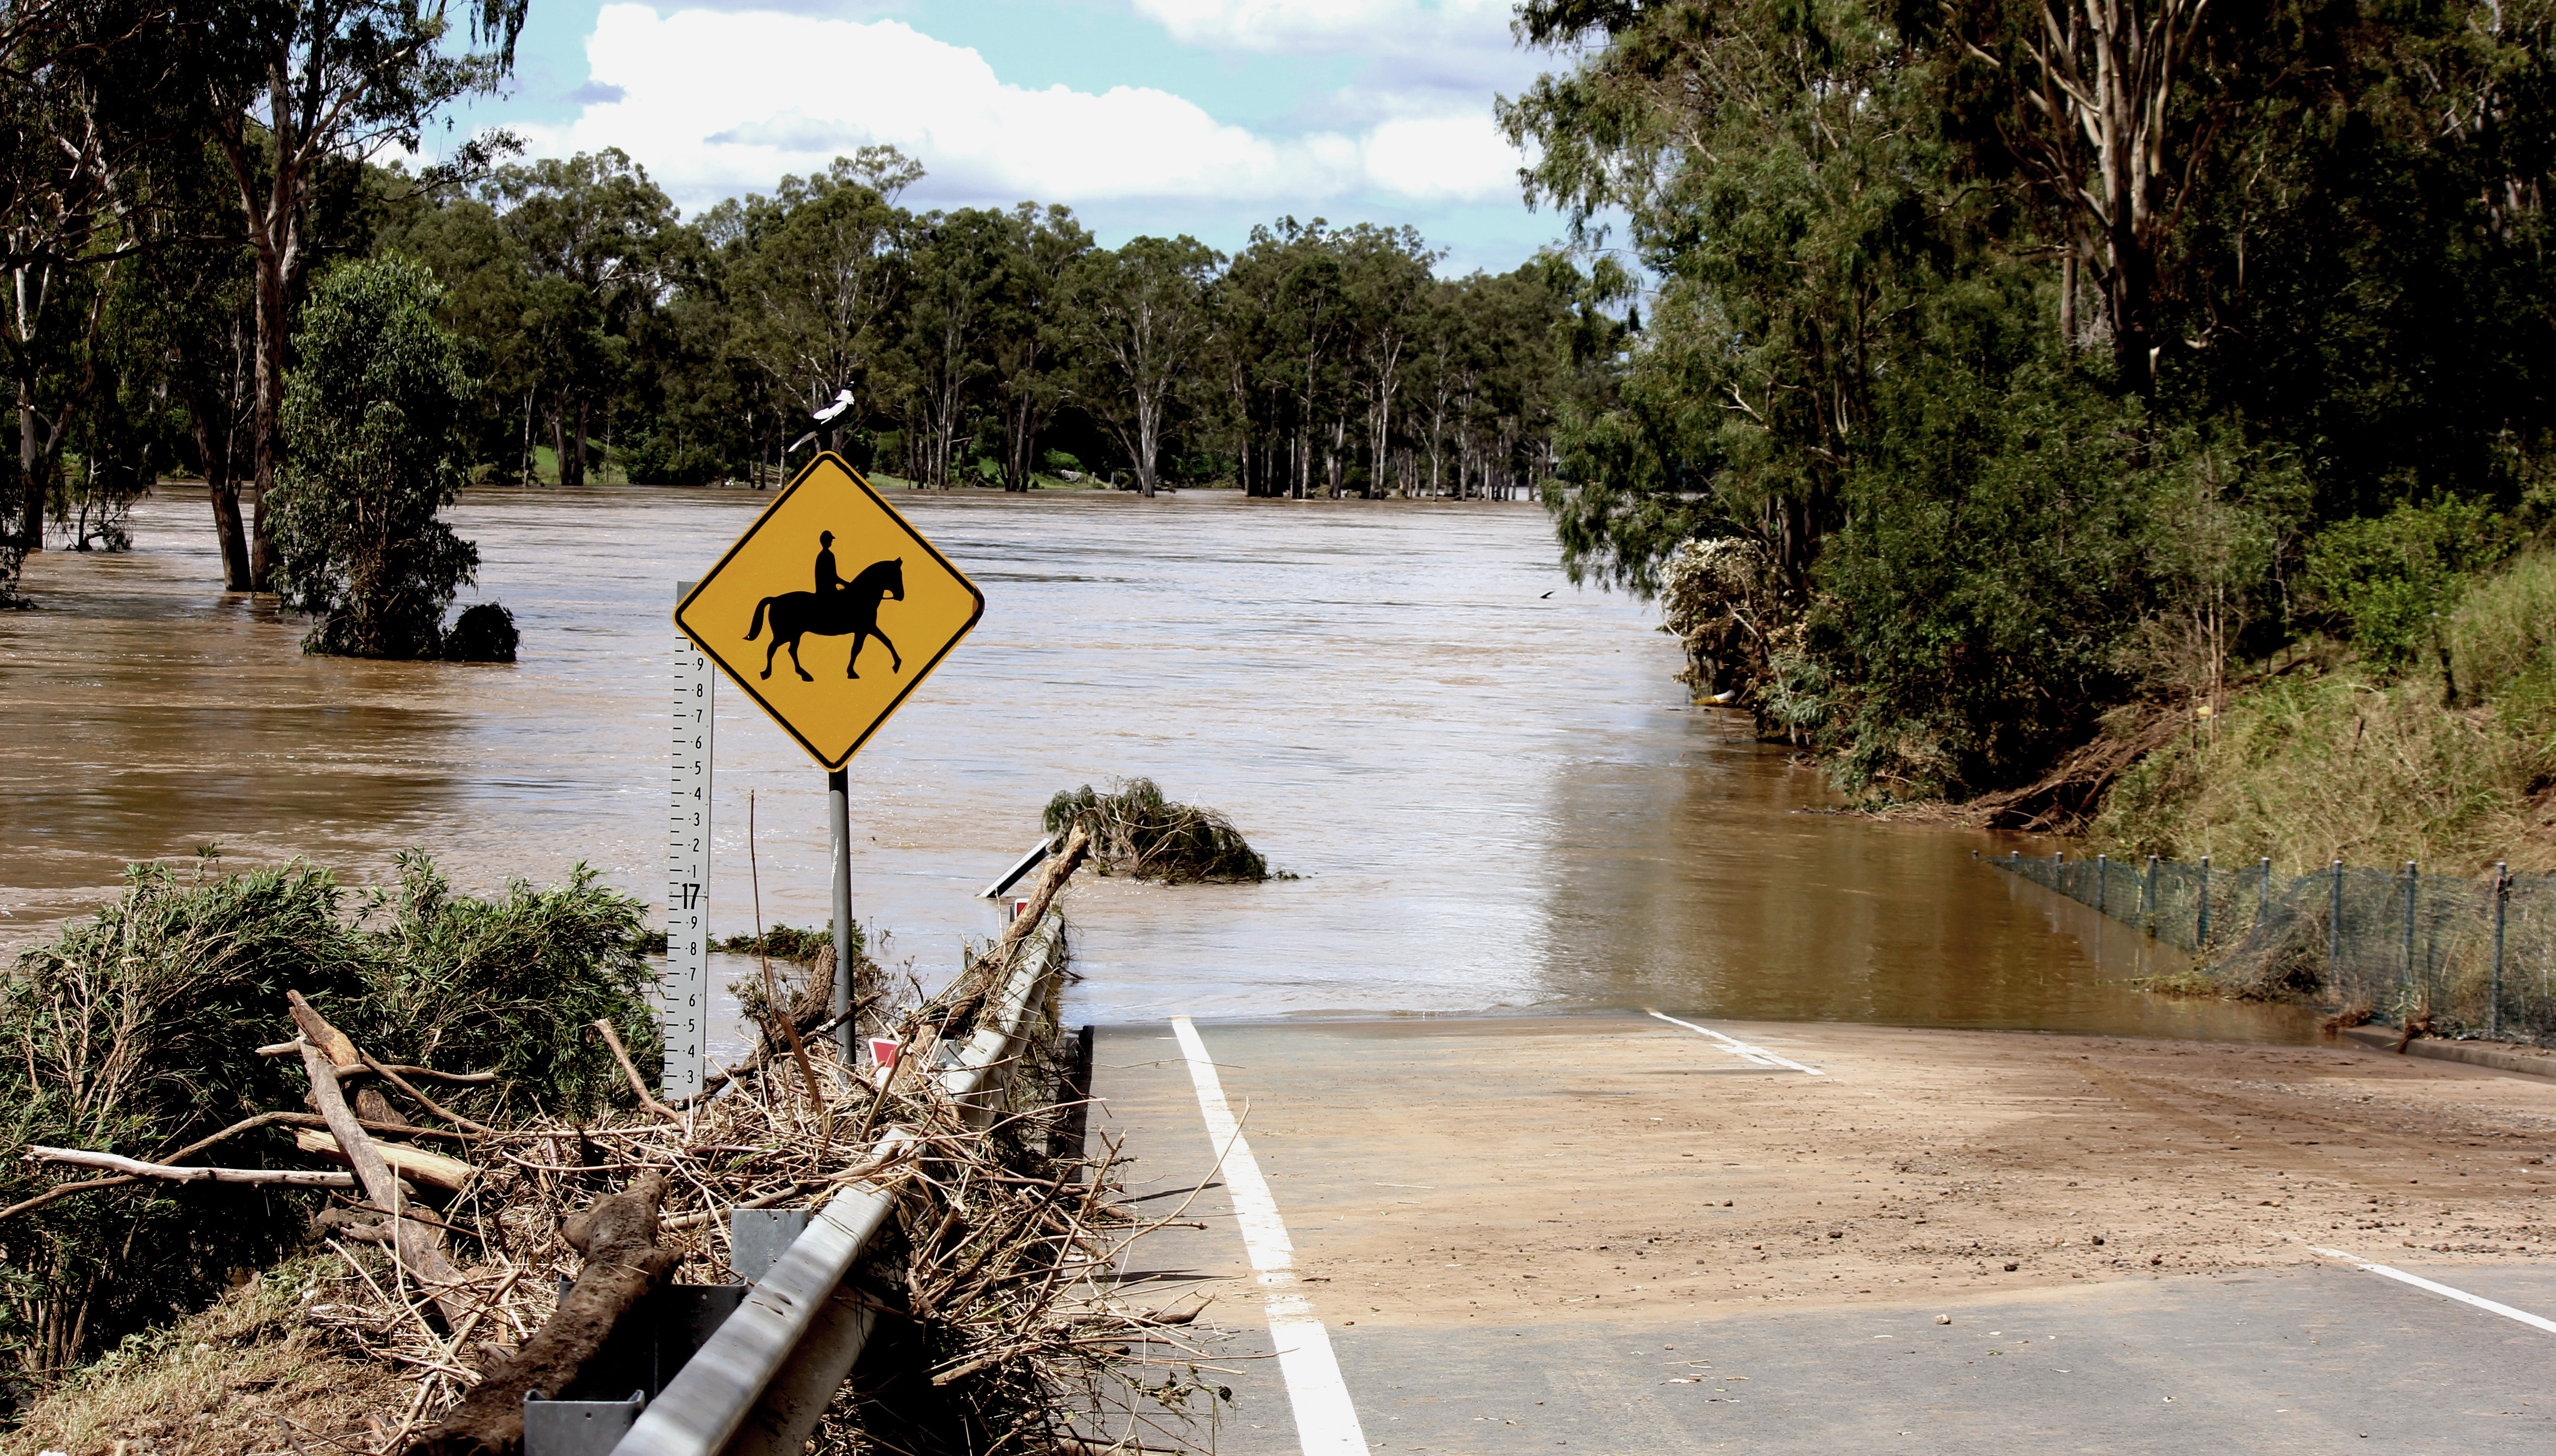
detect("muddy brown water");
top-left (2, 484), bottom-right (2314, 1044)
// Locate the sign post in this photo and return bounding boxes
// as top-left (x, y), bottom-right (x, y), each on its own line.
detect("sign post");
top-left (665, 582), bottom-right (713, 1100)
top-left (675, 453), bottom-right (985, 1076)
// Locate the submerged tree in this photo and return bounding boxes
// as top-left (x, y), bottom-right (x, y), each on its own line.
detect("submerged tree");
top-left (269, 255), bottom-right (479, 659)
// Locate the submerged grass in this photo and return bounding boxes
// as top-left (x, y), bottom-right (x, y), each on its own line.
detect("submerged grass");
top-left (1042, 779), bottom-right (1279, 883)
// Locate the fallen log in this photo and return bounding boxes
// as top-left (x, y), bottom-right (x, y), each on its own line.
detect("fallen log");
top-left (291, 1129), bottom-right (477, 1193)
top-left (21, 1146), bottom-right (356, 1188)
top-left (296, 1027), bottom-right (473, 1327)
top-left (406, 1170), bottom-right (680, 1456)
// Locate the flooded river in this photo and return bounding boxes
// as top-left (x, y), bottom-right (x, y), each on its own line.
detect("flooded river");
top-left (3, 484), bottom-right (2314, 1042)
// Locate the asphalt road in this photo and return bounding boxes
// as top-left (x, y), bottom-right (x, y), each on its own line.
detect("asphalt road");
top-left (1082, 1016), bottom-right (2556, 1456)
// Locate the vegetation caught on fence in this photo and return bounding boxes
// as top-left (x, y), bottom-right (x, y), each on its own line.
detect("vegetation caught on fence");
top-left (1996, 853), bottom-right (2556, 1045)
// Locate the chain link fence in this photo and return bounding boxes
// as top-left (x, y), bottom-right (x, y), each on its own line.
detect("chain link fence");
top-left (1993, 851), bottom-right (2556, 1044)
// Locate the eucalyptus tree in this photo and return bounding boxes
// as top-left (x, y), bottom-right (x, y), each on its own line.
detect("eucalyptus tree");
top-left (985, 202), bottom-right (1090, 490)
top-left (482, 148), bottom-right (679, 485)
top-left (269, 253), bottom-right (477, 658)
top-left (898, 206), bottom-right (1011, 486)
top-left (718, 148), bottom-right (919, 453)
top-left (1067, 234), bottom-right (1219, 497)
top-left (190, 0), bottom-right (528, 587)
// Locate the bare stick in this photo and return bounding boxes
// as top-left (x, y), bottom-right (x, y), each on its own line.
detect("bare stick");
top-left (289, 992), bottom-right (399, 1125)
top-left (359, 1050), bottom-right (492, 1136)
top-left (21, 1146), bottom-right (358, 1187)
top-left (255, 1043), bottom-right (497, 1083)
top-left (591, 1019), bottom-right (684, 1125)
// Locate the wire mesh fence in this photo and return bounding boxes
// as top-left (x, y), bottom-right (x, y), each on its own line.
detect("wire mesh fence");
top-left (1992, 851), bottom-right (2556, 1044)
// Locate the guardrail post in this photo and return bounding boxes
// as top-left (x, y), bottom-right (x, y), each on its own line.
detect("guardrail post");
top-left (2491, 863), bottom-right (2509, 1040)
top-left (2197, 855), bottom-right (2211, 948)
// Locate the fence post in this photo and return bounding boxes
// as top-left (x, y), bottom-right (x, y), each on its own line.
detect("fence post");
top-left (2144, 854), bottom-right (2158, 931)
top-left (2198, 855), bottom-right (2212, 948)
top-left (2401, 860), bottom-right (2419, 1008)
top-left (2257, 857), bottom-right (2272, 930)
top-left (2329, 859), bottom-right (2343, 988)
top-left (2491, 862), bottom-right (2509, 1041)
top-left (2096, 854), bottom-right (2108, 915)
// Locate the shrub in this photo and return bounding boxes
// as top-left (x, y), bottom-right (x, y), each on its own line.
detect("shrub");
top-left (2299, 499), bottom-right (2512, 673)
top-left (441, 602), bottom-right (519, 662)
top-left (0, 863), bottom-right (371, 1380)
top-left (269, 256), bottom-right (480, 660)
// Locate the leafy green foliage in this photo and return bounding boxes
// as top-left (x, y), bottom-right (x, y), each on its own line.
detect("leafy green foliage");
top-left (2300, 500), bottom-right (2514, 672)
top-left (0, 863), bottom-right (367, 1379)
top-left (270, 257), bottom-right (481, 659)
top-left (0, 854), bottom-right (660, 1375)
top-left (355, 851), bottom-right (657, 1120)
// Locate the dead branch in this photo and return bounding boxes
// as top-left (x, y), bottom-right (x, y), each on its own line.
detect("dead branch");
top-left (591, 1018), bottom-right (684, 1125)
top-left (20, 1146), bottom-right (357, 1187)
top-left (296, 1034), bottom-right (473, 1327)
top-left (361, 1049), bottom-right (493, 1135)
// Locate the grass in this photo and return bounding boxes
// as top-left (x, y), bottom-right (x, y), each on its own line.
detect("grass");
top-left (1, 1253), bottom-right (404, 1456)
top-left (2088, 549), bottom-right (2556, 874)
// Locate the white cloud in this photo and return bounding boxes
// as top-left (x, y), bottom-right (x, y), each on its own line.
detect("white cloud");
top-left (1131, 0), bottom-right (1513, 58)
top-left (514, 5), bottom-right (1526, 216)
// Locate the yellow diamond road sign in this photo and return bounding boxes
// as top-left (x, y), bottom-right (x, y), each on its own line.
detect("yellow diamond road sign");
top-left (676, 453), bottom-right (984, 769)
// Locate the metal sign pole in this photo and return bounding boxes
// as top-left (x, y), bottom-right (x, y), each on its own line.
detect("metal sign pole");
top-left (827, 767), bottom-right (854, 1078)
top-left (665, 581), bottom-right (713, 1101)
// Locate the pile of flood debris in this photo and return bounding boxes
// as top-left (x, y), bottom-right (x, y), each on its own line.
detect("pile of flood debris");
top-left (14, 832), bottom-right (1220, 1456)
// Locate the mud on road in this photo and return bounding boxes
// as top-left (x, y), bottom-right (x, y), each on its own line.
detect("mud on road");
top-left (1100, 1016), bottom-right (2556, 1327)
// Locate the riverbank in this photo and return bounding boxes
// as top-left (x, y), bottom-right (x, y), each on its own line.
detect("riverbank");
top-left (2084, 549), bottom-right (2556, 875)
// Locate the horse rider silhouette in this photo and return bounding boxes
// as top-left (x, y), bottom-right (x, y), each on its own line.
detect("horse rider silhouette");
top-left (746, 533), bottom-right (906, 682)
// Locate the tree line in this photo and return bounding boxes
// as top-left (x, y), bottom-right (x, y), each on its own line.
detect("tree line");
top-left (3, 0), bottom-right (1619, 628)
top-left (1510, 0), bottom-right (2555, 801)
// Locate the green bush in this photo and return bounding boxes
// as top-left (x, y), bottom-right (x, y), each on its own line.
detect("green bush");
top-left (0, 853), bottom-right (659, 1378)
top-left (2300, 500), bottom-right (2512, 673)
top-left (0, 864), bottom-right (370, 1381)
top-left (357, 851), bottom-right (657, 1121)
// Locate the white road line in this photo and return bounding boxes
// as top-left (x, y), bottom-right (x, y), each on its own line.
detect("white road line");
top-left (1169, 1017), bottom-right (1370, 1456)
top-left (2309, 1246), bottom-right (2556, 1335)
top-left (1646, 1009), bottom-right (1826, 1075)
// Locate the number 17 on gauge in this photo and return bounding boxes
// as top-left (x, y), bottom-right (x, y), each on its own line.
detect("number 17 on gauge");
top-left (664, 581), bottom-right (713, 1100)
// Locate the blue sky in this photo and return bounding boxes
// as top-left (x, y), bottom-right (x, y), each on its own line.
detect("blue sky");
top-left (429, 0), bottom-right (1573, 276)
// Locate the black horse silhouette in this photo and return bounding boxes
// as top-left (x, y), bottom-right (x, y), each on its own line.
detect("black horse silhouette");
top-left (747, 557), bottom-right (906, 681)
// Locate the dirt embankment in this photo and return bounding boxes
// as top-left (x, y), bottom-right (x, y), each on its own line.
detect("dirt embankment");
top-left (1212, 1018), bottom-right (2556, 1326)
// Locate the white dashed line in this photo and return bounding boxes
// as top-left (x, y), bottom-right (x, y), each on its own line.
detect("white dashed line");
top-left (2309, 1246), bottom-right (2556, 1335)
top-left (1645, 1010), bottom-right (1826, 1075)
top-left (1170, 1017), bottom-right (1371, 1456)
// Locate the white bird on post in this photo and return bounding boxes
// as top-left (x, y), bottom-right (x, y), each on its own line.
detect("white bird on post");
top-left (788, 388), bottom-right (857, 458)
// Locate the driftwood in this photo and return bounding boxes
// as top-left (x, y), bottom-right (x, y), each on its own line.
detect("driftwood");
top-left (21, 1146), bottom-right (357, 1187)
top-left (255, 1042), bottom-right (498, 1084)
top-left (290, 991), bottom-right (398, 1125)
top-left (291, 1129), bottom-right (477, 1192)
top-left (296, 1021), bottom-right (474, 1327)
top-left (405, 1171), bottom-right (679, 1456)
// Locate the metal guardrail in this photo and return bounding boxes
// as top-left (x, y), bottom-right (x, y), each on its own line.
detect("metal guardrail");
top-left (606, 909), bottom-right (1071, 1456)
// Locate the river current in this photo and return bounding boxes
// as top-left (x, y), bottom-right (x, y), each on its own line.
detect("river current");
top-left (3, 484), bottom-right (2313, 1043)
